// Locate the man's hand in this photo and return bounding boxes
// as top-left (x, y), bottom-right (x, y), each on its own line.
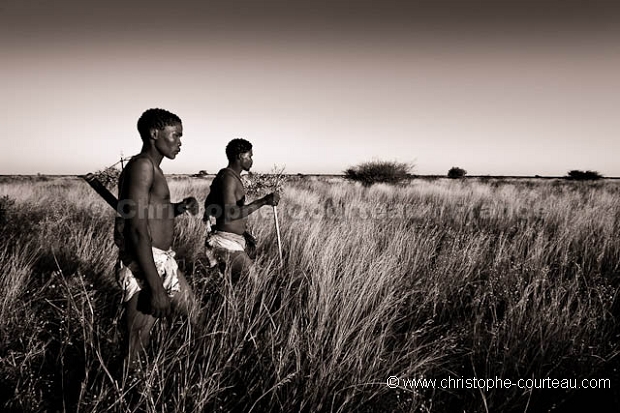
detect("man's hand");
top-left (175, 196), bottom-right (199, 216)
top-left (149, 288), bottom-right (172, 318)
top-left (264, 191), bottom-right (280, 206)
top-left (182, 197), bottom-right (199, 215)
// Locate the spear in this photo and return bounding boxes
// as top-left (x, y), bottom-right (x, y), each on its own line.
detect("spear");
top-left (270, 165), bottom-right (286, 267)
top-left (273, 205), bottom-right (283, 265)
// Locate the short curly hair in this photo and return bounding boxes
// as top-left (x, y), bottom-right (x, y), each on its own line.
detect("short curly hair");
top-left (225, 138), bottom-right (253, 161)
top-left (137, 108), bottom-right (182, 141)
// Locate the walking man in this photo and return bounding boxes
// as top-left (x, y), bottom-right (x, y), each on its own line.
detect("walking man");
top-left (116, 108), bottom-right (199, 365)
top-left (203, 138), bottom-right (279, 282)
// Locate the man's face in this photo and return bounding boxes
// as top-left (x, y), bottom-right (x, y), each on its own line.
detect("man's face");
top-left (153, 123), bottom-right (183, 159)
top-left (239, 150), bottom-right (253, 171)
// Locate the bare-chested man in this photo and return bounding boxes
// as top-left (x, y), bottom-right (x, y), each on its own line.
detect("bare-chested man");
top-left (116, 108), bottom-right (198, 364)
top-left (203, 138), bottom-right (279, 281)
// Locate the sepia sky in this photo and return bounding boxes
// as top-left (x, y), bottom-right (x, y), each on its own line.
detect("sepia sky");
top-left (2, 0), bottom-right (619, 176)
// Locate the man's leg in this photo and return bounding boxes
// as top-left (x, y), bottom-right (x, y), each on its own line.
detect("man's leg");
top-left (228, 251), bottom-right (253, 283)
top-left (125, 291), bottom-right (157, 366)
top-left (123, 272), bottom-right (198, 366)
top-left (170, 268), bottom-right (201, 324)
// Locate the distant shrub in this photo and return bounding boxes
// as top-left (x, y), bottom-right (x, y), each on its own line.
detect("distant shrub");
top-left (93, 166), bottom-right (121, 190)
top-left (344, 160), bottom-right (412, 187)
top-left (447, 167), bottom-right (467, 179)
top-left (565, 170), bottom-right (603, 181)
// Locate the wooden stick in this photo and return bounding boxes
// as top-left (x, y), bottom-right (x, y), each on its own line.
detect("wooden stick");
top-left (273, 205), bottom-right (283, 265)
top-left (81, 173), bottom-right (119, 212)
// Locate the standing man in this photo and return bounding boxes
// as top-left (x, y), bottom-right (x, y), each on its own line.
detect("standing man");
top-left (203, 138), bottom-right (279, 281)
top-left (116, 108), bottom-right (199, 365)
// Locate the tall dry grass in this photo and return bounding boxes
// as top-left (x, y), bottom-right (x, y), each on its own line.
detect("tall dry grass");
top-left (0, 176), bottom-right (619, 412)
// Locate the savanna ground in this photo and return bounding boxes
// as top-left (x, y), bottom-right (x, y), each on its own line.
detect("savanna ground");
top-left (1, 174), bottom-right (620, 412)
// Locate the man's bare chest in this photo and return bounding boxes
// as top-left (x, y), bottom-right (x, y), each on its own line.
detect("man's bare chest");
top-left (149, 174), bottom-right (171, 204)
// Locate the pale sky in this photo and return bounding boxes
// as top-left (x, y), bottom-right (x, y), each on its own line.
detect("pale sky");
top-left (2, 0), bottom-right (619, 176)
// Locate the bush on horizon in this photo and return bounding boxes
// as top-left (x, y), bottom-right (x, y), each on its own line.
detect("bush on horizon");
top-left (447, 166), bottom-right (467, 179)
top-left (565, 170), bottom-right (603, 180)
top-left (344, 160), bottom-right (412, 187)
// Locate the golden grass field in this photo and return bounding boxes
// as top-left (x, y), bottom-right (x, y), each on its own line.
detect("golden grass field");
top-left (1, 175), bottom-right (619, 412)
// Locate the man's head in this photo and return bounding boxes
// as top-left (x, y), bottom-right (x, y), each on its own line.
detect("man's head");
top-left (137, 108), bottom-right (182, 142)
top-left (137, 108), bottom-right (183, 159)
top-left (226, 138), bottom-right (253, 171)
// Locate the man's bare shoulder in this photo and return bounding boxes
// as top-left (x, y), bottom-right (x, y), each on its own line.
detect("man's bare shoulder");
top-left (126, 155), bottom-right (154, 169)
top-left (221, 172), bottom-right (245, 193)
top-left (122, 156), bottom-right (155, 188)
top-left (219, 169), bottom-right (243, 184)
top-left (219, 169), bottom-right (237, 180)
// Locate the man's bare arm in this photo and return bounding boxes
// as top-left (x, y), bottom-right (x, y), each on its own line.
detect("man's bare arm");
top-left (124, 158), bottom-right (171, 317)
top-left (221, 175), bottom-right (279, 221)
